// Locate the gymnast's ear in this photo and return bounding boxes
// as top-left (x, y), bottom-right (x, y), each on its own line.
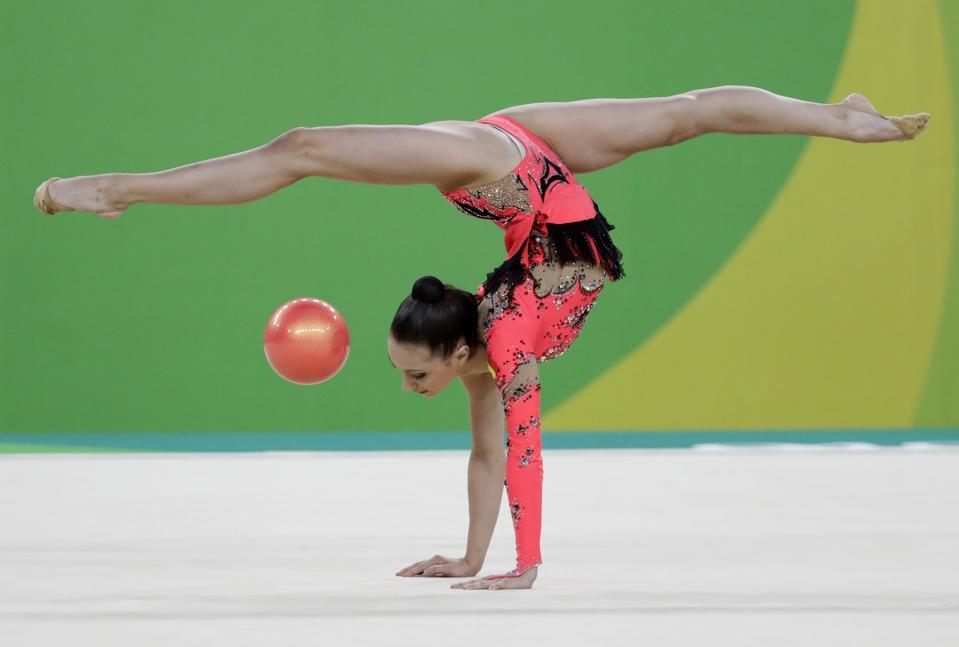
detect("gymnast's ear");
top-left (452, 341), bottom-right (471, 364)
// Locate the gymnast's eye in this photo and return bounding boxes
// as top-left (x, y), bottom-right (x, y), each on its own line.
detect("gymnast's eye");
top-left (411, 373), bottom-right (426, 379)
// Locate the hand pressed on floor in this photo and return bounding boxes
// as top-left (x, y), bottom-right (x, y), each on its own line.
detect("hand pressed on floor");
top-left (451, 565), bottom-right (538, 590)
top-left (395, 554), bottom-right (479, 578)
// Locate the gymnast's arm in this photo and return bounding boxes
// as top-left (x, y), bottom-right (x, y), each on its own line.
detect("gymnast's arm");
top-left (460, 371), bottom-right (506, 572)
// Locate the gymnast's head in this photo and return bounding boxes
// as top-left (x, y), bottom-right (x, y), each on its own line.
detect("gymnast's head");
top-left (388, 275), bottom-right (482, 397)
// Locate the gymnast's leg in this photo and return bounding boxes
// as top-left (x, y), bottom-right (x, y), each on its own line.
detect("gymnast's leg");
top-left (492, 86), bottom-right (930, 174)
top-left (34, 121), bottom-right (516, 219)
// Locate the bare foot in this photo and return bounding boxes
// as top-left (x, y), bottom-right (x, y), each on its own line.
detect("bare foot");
top-left (35, 176), bottom-right (128, 219)
top-left (840, 93), bottom-right (930, 142)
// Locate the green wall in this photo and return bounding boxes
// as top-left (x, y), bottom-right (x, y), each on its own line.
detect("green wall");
top-left (2, 1), bottom-right (955, 449)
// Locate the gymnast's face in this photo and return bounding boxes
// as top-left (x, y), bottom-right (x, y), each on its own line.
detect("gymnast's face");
top-left (387, 335), bottom-right (470, 398)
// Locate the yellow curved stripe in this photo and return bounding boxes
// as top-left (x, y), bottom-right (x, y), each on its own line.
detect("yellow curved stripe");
top-left (546, 0), bottom-right (955, 430)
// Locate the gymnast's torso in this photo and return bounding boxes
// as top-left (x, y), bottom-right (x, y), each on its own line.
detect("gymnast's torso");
top-left (439, 113), bottom-right (625, 359)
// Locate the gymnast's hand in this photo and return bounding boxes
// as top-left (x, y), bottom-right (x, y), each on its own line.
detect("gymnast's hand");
top-left (395, 554), bottom-right (480, 578)
top-left (451, 565), bottom-right (538, 590)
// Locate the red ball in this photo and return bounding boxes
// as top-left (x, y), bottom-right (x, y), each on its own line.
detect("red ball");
top-left (263, 298), bottom-right (350, 385)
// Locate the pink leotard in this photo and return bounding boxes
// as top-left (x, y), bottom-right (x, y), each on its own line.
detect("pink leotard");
top-left (441, 115), bottom-right (625, 577)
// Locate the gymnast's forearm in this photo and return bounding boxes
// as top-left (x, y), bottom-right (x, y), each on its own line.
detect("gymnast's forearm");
top-left (464, 450), bottom-right (505, 570)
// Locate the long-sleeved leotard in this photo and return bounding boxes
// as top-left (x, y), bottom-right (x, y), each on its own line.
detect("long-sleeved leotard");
top-left (441, 115), bottom-right (625, 577)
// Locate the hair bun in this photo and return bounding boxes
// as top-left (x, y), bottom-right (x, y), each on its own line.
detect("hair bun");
top-left (411, 276), bottom-right (445, 304)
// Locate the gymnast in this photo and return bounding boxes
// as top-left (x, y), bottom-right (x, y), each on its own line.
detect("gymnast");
top-left (34, 87), bottom-right (929, 589)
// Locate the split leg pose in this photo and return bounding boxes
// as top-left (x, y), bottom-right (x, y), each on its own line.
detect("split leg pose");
top-left (35, 86), bottom-right (927, 219)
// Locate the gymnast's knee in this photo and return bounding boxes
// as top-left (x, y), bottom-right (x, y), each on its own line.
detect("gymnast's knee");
top-left (263, 127), bottom-right (328, 175)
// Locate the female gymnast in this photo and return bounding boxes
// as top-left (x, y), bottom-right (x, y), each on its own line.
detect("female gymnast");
top-left (33, 87), bottom-right (929, 590)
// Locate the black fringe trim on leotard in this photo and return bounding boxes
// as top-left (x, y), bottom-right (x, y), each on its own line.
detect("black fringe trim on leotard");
top-left (480, 200), bottom-right (625, 301)
top-left (480, 251), bottom-right (527, 301)
top-left (545, 201), bottom-right (625, 280)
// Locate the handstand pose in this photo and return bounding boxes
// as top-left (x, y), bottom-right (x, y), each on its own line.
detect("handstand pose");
top-left (34, 87), bottom-right (929, 590)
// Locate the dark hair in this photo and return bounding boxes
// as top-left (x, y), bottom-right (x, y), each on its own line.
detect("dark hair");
top-left (390, 276), bottom-right (481, 359)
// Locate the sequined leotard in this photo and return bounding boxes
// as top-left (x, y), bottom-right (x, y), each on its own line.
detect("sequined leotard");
top-left (441, 114), bottom-right (625, 577)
